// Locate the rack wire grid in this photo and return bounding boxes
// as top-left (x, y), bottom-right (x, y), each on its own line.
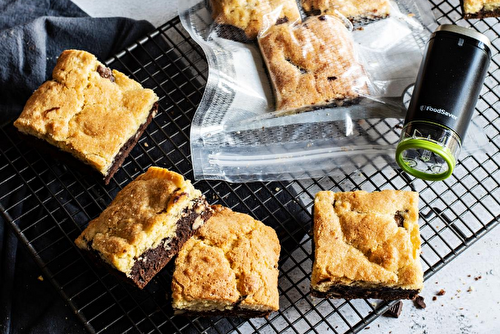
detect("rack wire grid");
top-left (1, 1), bottom-right (499, 333)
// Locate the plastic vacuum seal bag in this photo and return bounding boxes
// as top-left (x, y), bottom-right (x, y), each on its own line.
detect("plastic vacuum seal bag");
top-left (257, 14), bottom-right (369, 114)
top-left (179, 0), bottom-right (493, 182)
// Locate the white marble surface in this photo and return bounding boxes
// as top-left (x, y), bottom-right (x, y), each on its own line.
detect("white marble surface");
top-left (72, 1), bottom-right (500, 333)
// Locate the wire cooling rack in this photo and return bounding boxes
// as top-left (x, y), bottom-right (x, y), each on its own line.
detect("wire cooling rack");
top-left (1, 1), bottom-right (499, 333)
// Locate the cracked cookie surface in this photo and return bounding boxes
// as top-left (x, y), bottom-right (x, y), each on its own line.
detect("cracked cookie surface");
top-left (258, 15), bottom-right (368, 112)
top-left (311, 190), bottom-right (423, 298)
top-left (75, 167), bottom-right (212, 289)
top-left (172, 205), bottom-right (280, 316)
top-left (14, 49), bottom-right (158, 178)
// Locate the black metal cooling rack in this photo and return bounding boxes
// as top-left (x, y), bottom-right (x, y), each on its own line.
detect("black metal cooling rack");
top-left (1, 0), bottom-right (499, 332)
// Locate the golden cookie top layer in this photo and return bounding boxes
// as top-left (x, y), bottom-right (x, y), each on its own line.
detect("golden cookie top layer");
top-left (302, 0), bottom-right (391, 21)
top-left (463, 0), bottom-right (500, 13)
top-left (172, 205), bottom-right (281, 312)
top-left (75, 167), bottom-right (203, 276)
top-left (211, 0), bottom-right (301, 40)
top-left (14, 50), bottom-right (158, 176)
top-left (311, 190), bottom-right (423, 291)
top-left (258, 15), bottom-right (368, 112)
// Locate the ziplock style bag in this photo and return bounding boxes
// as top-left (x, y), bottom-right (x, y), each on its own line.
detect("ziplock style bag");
top-left (179, 0), bottom-right (493, 182)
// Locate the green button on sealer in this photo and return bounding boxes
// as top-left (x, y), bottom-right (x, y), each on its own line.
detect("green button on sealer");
top-left (396, 138), bottom-right (456, 181)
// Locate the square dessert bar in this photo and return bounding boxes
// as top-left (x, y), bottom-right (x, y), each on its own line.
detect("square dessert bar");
top-left (210, 0), bottom-right (301, 41)
top-left (302, 0), bottom-right (391, 24)
top-left (14, 50), bottom-right (159, 184)
top-left (172, 205), bottom-right (281, 317)
top-left (75, 167), bottom-right (213, 289)
top-left (311, 190), bottom-right (423, 300)
top-left (258, 15), bottom-right (368, 112)
top-left (462, 0), bottom-right (500, 18)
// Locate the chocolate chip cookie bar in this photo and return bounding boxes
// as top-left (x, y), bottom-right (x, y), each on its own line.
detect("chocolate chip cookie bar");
top-left (210, 0), bottom-right (301, 41)
top-left (311, 190), bottom-right (424, 300)
top-left (75, 167), bottom-right (212, 289)
top-left (258, 15), bottom-right (369, 112)
top-left (14, 49), bottom-right (159, 184)
top-left (172, 205), bottom-right (280, 317)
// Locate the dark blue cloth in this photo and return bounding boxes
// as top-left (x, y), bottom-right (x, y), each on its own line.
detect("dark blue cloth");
top-left (0, 1), bottom-right (154, 333)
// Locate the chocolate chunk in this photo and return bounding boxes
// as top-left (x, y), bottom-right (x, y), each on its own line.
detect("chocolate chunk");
top-left (318, 15), bottom-right (327, 21)
top-left (394, 211), bottom-right (405, 227)
top-left (436, 289), bottom-right (446, 296)
top-left (306, 9), bottom-right (322, 16)
top-left (215, 24), bottom-right (252, 43)
top-left (384, 300), bottom-right (403, 318)
top-left (276, 16), bottom-right (289, 25)
top-left (327, 76), bottom-right (337, 81)
top-left (97, 65), bottom-right (115, 82)
top-left (413, 295), bottom-right (426, 309)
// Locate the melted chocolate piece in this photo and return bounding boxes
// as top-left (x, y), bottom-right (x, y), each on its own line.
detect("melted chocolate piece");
top-left (276, 16), bottom-right (289, 25)
top-left (306, 9), bottom-right (322, 16)
top-left (97, 65), bottom-right (115, 82)
top-left (394, 211), bottom-right (405, 227)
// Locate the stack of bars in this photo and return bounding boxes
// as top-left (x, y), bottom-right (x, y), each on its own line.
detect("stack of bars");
top-left (209, 0), bottom-right (394, 112)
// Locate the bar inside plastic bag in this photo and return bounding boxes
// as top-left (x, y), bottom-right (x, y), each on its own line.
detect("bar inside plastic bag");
top-left (179, 0), bottom-right (493, 182)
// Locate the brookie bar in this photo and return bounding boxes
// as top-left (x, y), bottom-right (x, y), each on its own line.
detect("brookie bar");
top-left (311, 190), bottom-right (424, 300)
top-left (172, 205), bottom-right (281, 317)
top-left (75, 167), bottom-right (213, 289)
top-left (210, 0), bottom-right (301, 41)
top-left (462, 0), bottom-right (500, 18)
top-left (258, 15), bottom-right (368, 112)
top-left (14, 49), bottom-right (159, 184)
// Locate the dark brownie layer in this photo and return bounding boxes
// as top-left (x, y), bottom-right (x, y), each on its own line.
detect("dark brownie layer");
top-left (214, 24), bottom-right (253, 43)
top-left (463, 6), bottom-right (500, 19)
top-left (311, 284), bottom-right (420, 300)
top-left (103, 101), bottom-right (158, 184)
top-left (82, 198), bottom-right (212, 289)
top-left (17, 102), bottom-right (157, 185)
top-left (129, 199), bottom-right (212, 289)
